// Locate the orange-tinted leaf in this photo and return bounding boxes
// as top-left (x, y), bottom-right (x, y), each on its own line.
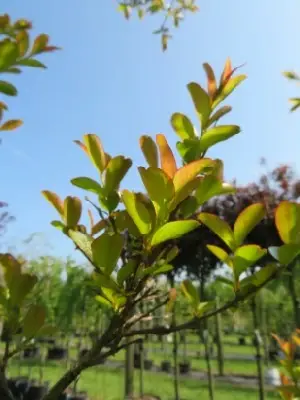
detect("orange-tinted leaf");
top-left (83, 134), bottom-right (107, 173)
top-left (213, 75), bottom-right (246, 109)
top-left (275, 201), bottom-right (300, 245)
top-left (74, 139), bottom-right (88, 154)
top-left (16, 30), bottom-right (29, 57)
top-left (220, 58), bottom-right (232, 85)
top-left (140, 135), bottom-right (158, 168)
top-left (156, 134), bottom-right (177, 178)
top-left (0, 119), bottom-right (23, 131)
top-left (203, 63), bottom-right (217, 100)
top-left (64, 196), bottom-right (82, 227)
top-left (42, 191), bottom-right (64, 217)
top-left (31, 34), bottom-right (49, 55)
top-left (91, 219), bottom-right (107, 235)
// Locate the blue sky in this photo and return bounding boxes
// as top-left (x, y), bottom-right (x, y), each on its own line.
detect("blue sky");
top-left (1, 0), bottom-right (300, 261)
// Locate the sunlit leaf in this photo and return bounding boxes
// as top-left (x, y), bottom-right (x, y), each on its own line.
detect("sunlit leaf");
top-left (103, 156), bottom-right (132, 194)
top-left (208, 106), bottom-right (232, 126)
top-left (195, 175), bottom-right (235, 205)
top-left (233, 245), bottom-right (267, 282)
top-left (92, 273), bottom-right (119, 291)
top-left (156, 134), bottom-right (177, 178)
top-left (220, 58), bottom-right (232, 85)
top-left (151, 220), bottom-right (199, 247)
top-left (289, 98), bottom-right (300, 112)
top-left (177, 196), bottom-right (198, 218)
top-left (275, 201), bottom-right (300, 244)
top-left (181, 279), bottom-right (199, 306)
top-left (31, 34), bottom-right (49, 55)
top-left (234, 203), bottom-right (265, 247)
top-left (0, 41), bottom-right (18, 70)
top-left (95, 295), bottom-right (112, 308)
top-left (199, 125), bottom-right (240, 153)
top-left (16, 30), bottom-right (29, 57)
top-left (63, 196), bottom-right (81, 227)
top-left (68, 230), bottom-right (93, 261)
top-left (0, 119), bottom-right (23, 131)
top-left (42, 190), bottom-right (64, 217)
top-left (198, 213), bottom-right (235, 250)
top-left (176, 139), bottom-right (202, 163)
top-left (213, 75), bottom-right (247, 109)
top-left (83, 134), bottom-right (107, 173)
top-left (122, 190), bottom-right (152, 234)
top-left (92, 232), bottom-right (123, 275)
top-left (203, 63), bottom-right (217, 100)
top-left (187, 82), bottom-right (211, 129)
top-left (51, 220), bottom-right (65, 231)
top-left (206, 245), bottom-right (231, 266)
top-left (140, 135), bottom-right (158, 168)
top-left (91, 219), bottom-right (107, 235)
top-left (171, 113), bottom-right (197, 140)
top-left (23, 305), bottom-right (46, 338)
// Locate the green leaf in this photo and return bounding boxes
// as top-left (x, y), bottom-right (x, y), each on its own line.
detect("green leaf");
top-left (275, 201), bottom-right (300, 244)
top-left (251, 263), bottom-right (278, 287)
top-left (181, 279), bottom-right (199, 306)
top-left (31, 34), bottom-right (49, 55)
top-left (18, 58), bottom-right (46, 68)
top-left (198, 213), bottom-right (235, 250)
top-left (103, 156), bottom-right (132, 194)
top-left (83, 134), bottom-right (107, 173)
top-left (0, 41), bottom-right (18, 70)
top-left (0, 119), bottom-right (23, 131)
top-left (95, 295), bottom-right (112, 308)
top-left (122, 190), bottom-right (152, 235)
top-left (92, 273), bottom-right (119, 291)
top-left (16, 30), bottom-right (29, 57)
top-left (178, 196), bottom-right (198, 218)
top-left (206, 245), bottom-right (231, 266)
top-left (151, 220), bottom-right (199, 247)
top-left (10, 273), bottom-right (37, 306)
top-left (63, 196), bottom-right (82, 227)
top-left (199, 125), bottom-right (240, 153)
top-left (71, 177), bottom-right (103, 195)
top-left (165, 246), bottom-right (179, 262)
top-left (0, 80), bottom-right (17, 96)
top-left (213, 75), bottom-right (247, 109)
top-left (233, 245), bottom-right (267, 282)
top-left (68, 230), bottom-right (93, 261)
top-left (23, 305), bottom-right (46, 338)
top-left (35, 325), bottom-right (57, 337)
top-left (140, 263), bottom-right (173, 278)
top-left (269, 244), bottom-right (300, 265)
top-left (234, 203), bottom-right (265, 247)
top-left (195, 175), bottom-right (235, 205)
top-left (215, 276), bottom-right (234, 287)
top-left (176, 139), bottom-right (202, 164)
top-left (289, 98), bottom-right (300, 112)
top-left (140, 135), bottom-right (158, 168)
top-left (42, 190), bottom-right (64, 217)
top-left (92, 232), bottom-right (123, 275)
top-left (171, 113), bottom-right (197, 140)
top-left (207, 106), bottom-right (232, 126)
top-left (195, 302), bottom-right (213, 317)
top-left (117, 260), bottom-right (137, 286)
top-left (51, 220), bottom-right (65, 231)
top-left (187, 82), bottom-right (211, 129)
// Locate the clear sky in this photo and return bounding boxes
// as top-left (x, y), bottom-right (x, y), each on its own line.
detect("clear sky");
top-left (1, 0), bottom-right (300, 261)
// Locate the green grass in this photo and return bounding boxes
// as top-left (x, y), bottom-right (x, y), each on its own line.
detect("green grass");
top-left (7, 360), bottom-right (280, 400)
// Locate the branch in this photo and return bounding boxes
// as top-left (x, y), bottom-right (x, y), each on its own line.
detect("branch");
top-left (124, 265), bottom-right (285, 337)
top-left (125, 297), bottom-right (169, 330)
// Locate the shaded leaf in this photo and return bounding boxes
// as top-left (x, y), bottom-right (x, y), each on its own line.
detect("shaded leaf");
top-left (103, 156), bottom-right (132, 194)
top-left (68, 230), bottom-right (93, 261)
top-left (156, 134), bottom-right (177, 178)
top-left (181, 279), bottom-right (199, 306)
top-left (18, 59), bottom-right (46, 68)
top-left (151, 220), bottom-right (199, 247)
top-left (176, 139), bottom-right (202, 163)
top-left (208, 106), bottom-right (232, 126)
top-left (92, 232), bottom-right (123, 275)
top-left (234, 203), bottom-right (265, 247)
top-left (0, 41), bottom-right (18, 70)
top-left (171, 113), bottom-right (196, 140)
top-left (23, 305), bottom-right (46, 338)
top-left (195, 175), bottom-right (235, 205)
top-left (198, 213), bottom-right (235, 250)
top-left (117, 260), bottom-right (137, 286)
top-left (140, 135), bottom-right (158, 168)
top-left (251, 263), bottom-right (278, 287)
top-left (64, 196), bottom-right (82, 227)
top-left (269, 244), bottom-right (300, 266)
top-left (91, 219), bottom-right (107, 235)
top-left (0, 80), bottom-right (17, 96)
top-left (51, 220), bottom-right (65, 231)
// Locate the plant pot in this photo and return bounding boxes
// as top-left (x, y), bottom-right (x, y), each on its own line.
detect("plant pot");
top-left (238, 337), bottom-right (246, 346)
top-left (161, 360), bottom-right (171, 372)
top-left (24, 384), bottom-right (48, 400)
top-left (58, 393), bottom-right (68, 400)
top-left (68, 392), bottom-right (88, 400)
top-left (7, 378), bottom-right (20, 398)
top-left (179, 361), bottom-right (191, 374)
top-left (268, 349), bottom-right (278, 361)
top-left (16, 378), bottom-right (31, 395)
top-left (144, 359), bottom-right (153, 370)
top-left (23, 346), bottom-right (40, 359)
top-left (47, 346), bottom-right (68, 360)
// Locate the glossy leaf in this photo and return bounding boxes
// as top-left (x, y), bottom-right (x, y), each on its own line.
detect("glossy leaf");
top-left (181, 279), bottom-right (199, 306)
top-left (234, 203), bottom-right (265, 247)
top-left (92, 232), bottom-right (123, 275)
top-left (233, 245), bottom-right (267, 282)
top-left (195, 175), bottom-right (235, 205)
top-left (206, 245), bottom-right (231, 266)
top-left (83, 134), bottom-right (107, 173)
top-left (151, 220), bottom-right (199, 247)
top-left (42, 190), bottom-right (64, 217)
top-left (176, 139), bottom-right (202, 163)
top-left (23, 305), bottom-right (46, 338)
top-left (0, 119), bottom-right (23, 131)
top-left (198, 213), bottom-right (235, 250)
top-left (213, 75), bottom-right (247, 109)
top-left (103, 156), bottom-right (132, 194)
top-left (140, 135), bottom-right (158, 168)
top-left (171, 113), bottom-right (196, 140)
top-left (0, 80), bottom-right (17, 96)
top-left (275, 201), bottom-right (300, 244)
top-left (63, 196), bottom-right (81, 227)
top-left (203, 63), bottom-right (217, 100)
top-left (117, 260), bottom-right (137, 286)
top-left (122, 190), bottom-right (152, 234)
top-left (95, 295), bottom-right (112, 308)
top-left (199, 125), bottom-right (240, 153)
top-left (156, 134), bottom-right (177, 178)
top-left (71, 177), bottom-right (103, 195)
top-left (187, 82), bottom-right (211, 129)
top-left (269, 244), bottom-right (300, 266)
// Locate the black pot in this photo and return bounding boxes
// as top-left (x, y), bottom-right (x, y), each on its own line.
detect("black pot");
top-left (68, 392), bottom-right (88, 400)
top-left (24, 384), bottom-right (48, 400)
top-left (47, 346), bottom-right (68, 360)
top-left (179, 361), bottom-right (191, 374)
top-left (7, 378), bottom-right (20, 398)
top-left (58, 393), bottom-right (69, 400)
top-left (16, 378), bottom-right (31, 395)
top-left (144, 359), bottom-right (153, 370)
top-left (161, 360), bottom-right (171, 372)
top-left (268, 349), bottom-right (278, 361)
top-left (238, 337), bottom-right (246, 346)
top-left (23, 346), bottom-right (40, 359)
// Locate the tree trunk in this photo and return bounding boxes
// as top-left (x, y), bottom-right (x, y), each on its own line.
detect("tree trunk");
top-left (125, 338), bottom-right (135, 399)
top-left (251, 297), bottom-right (265, 400)
top-left (288, 261), bottom-right (300, 329)
top-left (215, 297), bottom-right (224, 376)
top-left (203, 330), bottom-right (214, 400)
